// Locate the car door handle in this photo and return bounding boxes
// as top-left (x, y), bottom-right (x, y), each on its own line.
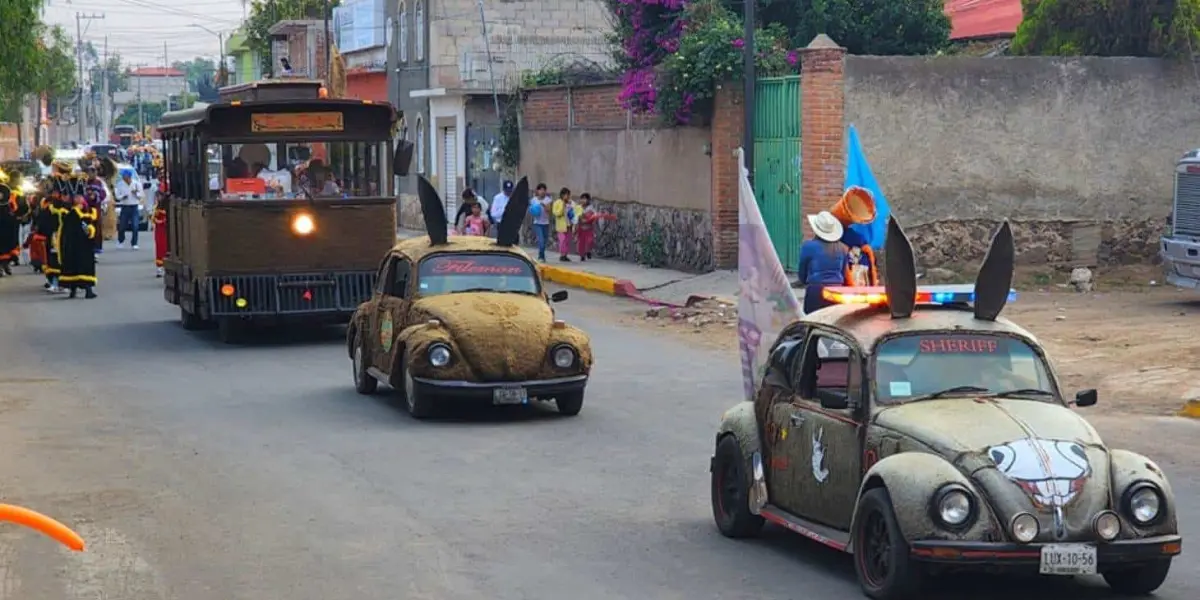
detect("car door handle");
top-left (790, 413), bottom-right (806, 426)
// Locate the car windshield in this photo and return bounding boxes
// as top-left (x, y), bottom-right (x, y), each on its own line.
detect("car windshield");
top-left (874, 333), bottom-right (1054, 405)
top-left (417, 253), bottom-right (540, 296)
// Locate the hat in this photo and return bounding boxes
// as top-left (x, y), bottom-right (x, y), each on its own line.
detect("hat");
top-left (807, 211), bottom-right (844, 242)
top-left (502, 180), bottom-right (514, 193)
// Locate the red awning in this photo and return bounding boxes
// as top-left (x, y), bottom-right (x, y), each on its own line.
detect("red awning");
top-left (945, 0), bottom-right (1023, 40)
top-left (345, 72), bottom-right (388, 103)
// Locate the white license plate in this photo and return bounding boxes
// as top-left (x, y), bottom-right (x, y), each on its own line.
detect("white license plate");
top-left (1039, 543), bottom-right (1097, 575)
top-left (492, 387), bottom-right (528, 405)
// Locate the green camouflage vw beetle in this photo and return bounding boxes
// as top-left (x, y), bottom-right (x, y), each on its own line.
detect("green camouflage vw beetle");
top-left (710, 218), bottom-right (1182, 600)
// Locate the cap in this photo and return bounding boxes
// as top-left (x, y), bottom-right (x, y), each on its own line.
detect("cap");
top-left (502, 180), bottom-right (514, 192)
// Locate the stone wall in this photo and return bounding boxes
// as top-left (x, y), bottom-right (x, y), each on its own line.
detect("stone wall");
top-left (844, 55), bottom-right (1200, 265)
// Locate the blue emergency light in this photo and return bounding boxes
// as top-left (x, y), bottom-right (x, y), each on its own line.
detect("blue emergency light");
top-left (822, 284), bottom-right (1017, 306)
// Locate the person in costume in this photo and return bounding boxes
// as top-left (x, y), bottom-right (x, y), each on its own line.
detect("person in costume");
top-left (0, 170), bottom-right (19, 276)
top-left (51, 175), bottom-right (99, 299)
top-left (37, 161), bottom-right (74, 293)
top-left (84, 166), bottom-right (108, 256)
top-left (96, 155), bottom-right (119, 242)
top-left (829, 186), bottom-right (880, 287)
top-left (797, 211), bottom-right (849, 314)
top-left (152, 182), bottom-right (169, 278)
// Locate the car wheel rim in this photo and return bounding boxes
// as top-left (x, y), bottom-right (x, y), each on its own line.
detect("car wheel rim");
top-left (860, 510), bottom-right (891, 586)
top-left (353, 347), bottom-right (362, 385)
top-left (717, 458), bottom-right (740, 518)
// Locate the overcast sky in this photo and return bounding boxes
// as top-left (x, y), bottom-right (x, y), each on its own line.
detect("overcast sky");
top-left (42, 0), bottom-right (248, 68)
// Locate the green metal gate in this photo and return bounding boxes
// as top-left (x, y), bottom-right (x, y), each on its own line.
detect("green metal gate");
top-left (753, 76), bottom-right (803, 272)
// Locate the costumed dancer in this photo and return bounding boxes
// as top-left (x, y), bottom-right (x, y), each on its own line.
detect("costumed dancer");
top-left (51, 174), bottom-right (98, 299)
top-left (11, 174), bottom-right (32, 268)
top-left (37, 162), bottom-right (73, 293)
top-left (829, 185), bottom-right (880, 287)
top-left (152, 182), bottom-right (168, 277)
top-left (0, 170), bottom-right (19, 276)
top-left (96, 155), bottom-right (119, 242)
top-left (84, 165), bottom-right (108, 256)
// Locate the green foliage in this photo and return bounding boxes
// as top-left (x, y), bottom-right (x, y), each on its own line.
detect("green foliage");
top-left (760, 0), bottom-right (951, 56)
top-left (637, 223), bottom-right (667, 268)
top-left (90, 55), bottom-right (129, 96)
top-left (246, 0), bottom-right (342, 74)
top-left (115, 102), bottom-right (167, 127)
top-left (35, 25), bottom-right (77, 99)
top-left (1012, 0), bottom-right (1200, 57)
top-left (0, 0), bottom-right (51, 108)
top-left (172, 57), bottom-right (218, 91)
top-left (498, 99), bottom-right (521, 174)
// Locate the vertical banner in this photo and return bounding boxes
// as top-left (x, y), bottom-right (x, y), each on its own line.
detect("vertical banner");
top-left (736, 148), bottom-right (802, 403)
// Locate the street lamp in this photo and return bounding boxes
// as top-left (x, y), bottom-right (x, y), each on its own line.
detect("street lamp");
top-left (190, 24), bottom-right (226, 84)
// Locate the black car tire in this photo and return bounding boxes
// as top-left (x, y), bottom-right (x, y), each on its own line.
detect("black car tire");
top-left (1102, 559), bottom-right (1172, 595)
top-left (352, 331), bottom-right (378, 395)
top-left (555, 391), bottom-right (584, 416)
top-left (853, 487), bottom-right (924, 600)
top-left (401, 348), bottom-right (434, 419)
top-left (710, 435), bottom-right (765, 538)
top-left (180, 304), bottom-right (203, 331)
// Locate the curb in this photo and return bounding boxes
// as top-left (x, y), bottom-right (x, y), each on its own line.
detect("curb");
top-left (537, 264), bottom-right (637, 297)
top-left (1178, 400), bottom-right (1200, 419)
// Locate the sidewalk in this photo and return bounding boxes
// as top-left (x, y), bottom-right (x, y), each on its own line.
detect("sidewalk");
top-left (398, 228), bottom-right (738, 306)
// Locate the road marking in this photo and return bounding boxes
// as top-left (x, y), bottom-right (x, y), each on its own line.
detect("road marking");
top-left (61, 524), bottom-right (166, 600)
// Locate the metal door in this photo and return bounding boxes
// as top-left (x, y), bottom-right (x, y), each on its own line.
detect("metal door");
top-left (753, 76), bottom-right (803, 272)
top-left (441, 126), bottom-right (458, 218)
top-left (466, 124), bottom-right (502, 201)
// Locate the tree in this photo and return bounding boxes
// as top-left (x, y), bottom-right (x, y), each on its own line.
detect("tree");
top-left (90, 55), bottom-right (129, 97)
top-left (171, 57), bottom-right (217, 91)
top-left (245, 0), bottom-right (342, 74)
top-left (747, 0), bottom-right (951, 55)
top-left (36, 25), bottom-right (78, 99)
top-left (114, 102), bottom-right (167, 127)
top-left (1012, 0), bottom-right (1200, 57)
top-left (0, 0), bottom-right (48, 115)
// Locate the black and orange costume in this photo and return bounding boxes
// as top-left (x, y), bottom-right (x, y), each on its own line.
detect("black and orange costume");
top-left (51, 174), bottom-right (98, 298)
top-left (37, 161), bottom-right (75, 290)
top-left (0, 171), bottom-right (19, 276)
top-left (830, 186), bottom-right (880, 286)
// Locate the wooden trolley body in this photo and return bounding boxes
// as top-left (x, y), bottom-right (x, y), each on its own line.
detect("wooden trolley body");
top-left (157, 83), bottom-right (401, 335)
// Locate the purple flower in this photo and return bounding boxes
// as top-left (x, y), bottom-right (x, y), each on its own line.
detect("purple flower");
top-left (786, 49), bottom-right (799, 67)
top-left (732, 38), bottom-right (745, 49)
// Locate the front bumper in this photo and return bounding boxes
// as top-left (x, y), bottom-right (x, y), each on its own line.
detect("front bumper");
top-left (411, 375), bottom-right (587, 400)
top-left (910, 534), bottom-right (1182, 566)
top-left (206, 272), bottom-right (377, 317)
top-left (1161, 236), bottom-right (1200, 289)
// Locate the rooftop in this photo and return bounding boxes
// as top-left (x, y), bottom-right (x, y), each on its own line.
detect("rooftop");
top-left (130, 67), bottom-right (185, 77)
top-left (945, 0), bottom-right (1023, 41)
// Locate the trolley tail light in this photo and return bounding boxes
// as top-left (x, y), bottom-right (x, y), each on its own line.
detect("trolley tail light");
top-left (291, 213), bottom-right (316, 236)
top-left (822, 284), bottom-right (1017, 306)
top-left (220, 283), bottom-right (236, 297)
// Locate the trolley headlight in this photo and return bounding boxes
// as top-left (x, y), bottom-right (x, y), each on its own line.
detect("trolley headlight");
top-left (930, 485), bottom-right (974, 529)
top-left (427, 344), bottom-right (451, 367)
top-left (1010, 512), bottom-right (1039, 543)
top-left (551, 345), bottom-right (576, 369)
top-left (291, 213), bottom-right (315, 236)
top-left (1124, 483), bottom-right (1165, 526)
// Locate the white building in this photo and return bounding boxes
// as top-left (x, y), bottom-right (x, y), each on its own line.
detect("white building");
top-left (115, 67), bottom-right (188, 105)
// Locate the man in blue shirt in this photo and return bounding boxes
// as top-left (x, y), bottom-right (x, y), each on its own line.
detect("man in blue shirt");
top-left (797, 211), bottom-right (848, 314)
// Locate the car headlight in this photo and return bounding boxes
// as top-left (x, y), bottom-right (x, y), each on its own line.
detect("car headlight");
top-left (931, 485), bottom-right (974, 529)
top-left (1010, 512), bottom-right (1039, 543)
top-left (291, 213), bottom-right (315, 235)
top-left (551, 345), bottom-right (576, 368)
top-left (1093, 510), bottom-right (1121, 541)
top-left (1125, 483), bottom-right (1165, 526)
top-left (428, 344), bottom-right (451, 367)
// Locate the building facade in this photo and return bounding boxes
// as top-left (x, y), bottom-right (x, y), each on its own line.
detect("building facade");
top-left (268, 20), bottom-right (330, 80)
top-left (225, 30), bottom-right (263, 85)
top-left (124, 67), bottom-right (187, 104)
top-left (334, 0), bottom-right (390, 101)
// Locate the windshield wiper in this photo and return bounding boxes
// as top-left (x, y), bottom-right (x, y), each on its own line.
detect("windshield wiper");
top-left (909, 385), bottom-right (991, 401)
top-left (447, 288), bottom-right (535, 295)
top-left (992, 388), bottom-right (1056, 399)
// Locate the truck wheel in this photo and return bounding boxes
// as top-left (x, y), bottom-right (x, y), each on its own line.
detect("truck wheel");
top-left (1103, 559), bottom-right (1171, 595)
top-left (711, 435), bottom-right (764, 538)
top-left (555, 391), bottom-right (584, 416)
top-left (400, 349), bottom-right (434, 419)
top-left (352, 333), bottom-right (378, 395)
top-left (180, 304), bottom-right (203, 331)
top-left (853, 487), bottom-right (924, 600)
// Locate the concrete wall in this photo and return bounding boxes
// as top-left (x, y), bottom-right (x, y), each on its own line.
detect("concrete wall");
top-left (844, 55), bottom-right (1197, 265)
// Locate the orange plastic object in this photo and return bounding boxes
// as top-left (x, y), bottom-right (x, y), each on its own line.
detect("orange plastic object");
top-left (225, 178), bottom-right (267, 195)
top-left (830, 185), bottom-right (876, 226)
top-left (0, 504), bottom-right (84, 551)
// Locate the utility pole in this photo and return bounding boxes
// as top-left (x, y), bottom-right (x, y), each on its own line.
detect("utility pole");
top-left (323, 0), bottom-right (331, 80)
top-left (741, 0), bottom-right (755, 186)
top-left (102, 36), bottom-right (110, 138)
top-left (134, 64), bottom-right (146, 134)
top-left (75, 12), bottom-right (105, 142)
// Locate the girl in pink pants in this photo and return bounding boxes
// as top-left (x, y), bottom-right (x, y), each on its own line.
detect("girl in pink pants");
top-left (552, 187), bottom-right (576, 261)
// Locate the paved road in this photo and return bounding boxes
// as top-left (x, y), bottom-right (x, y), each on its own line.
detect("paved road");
top-left (0, 249), bottom-right (1195, 599)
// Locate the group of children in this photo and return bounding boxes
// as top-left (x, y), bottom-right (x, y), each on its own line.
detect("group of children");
top-left (453, 182), bottom-right (609, 263)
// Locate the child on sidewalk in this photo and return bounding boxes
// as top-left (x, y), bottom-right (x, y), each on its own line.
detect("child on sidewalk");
top-left (575, 193), bottom-right (597, 261)
top-left (551, 187), bottom-right (576, 262)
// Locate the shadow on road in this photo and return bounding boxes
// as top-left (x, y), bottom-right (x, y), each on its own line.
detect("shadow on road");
top-left (293, 385), bottom-right (572, 430)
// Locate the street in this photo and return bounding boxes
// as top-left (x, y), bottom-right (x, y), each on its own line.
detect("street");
top-left (0, 249), bottom-right (1195, 600)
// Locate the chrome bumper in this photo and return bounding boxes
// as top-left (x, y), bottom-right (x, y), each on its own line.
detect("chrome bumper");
top-left (1160, 236), bottom-right (1200, 289)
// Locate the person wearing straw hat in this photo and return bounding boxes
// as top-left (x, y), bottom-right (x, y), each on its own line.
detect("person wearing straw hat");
top-left (797, 211), bottom-right (850, 315)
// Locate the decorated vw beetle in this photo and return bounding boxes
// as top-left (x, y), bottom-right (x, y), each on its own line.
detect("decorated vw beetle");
top-left (711, 218), bottom-right (1181, 600)
top-left (347, 176), bottom-right (592, 418)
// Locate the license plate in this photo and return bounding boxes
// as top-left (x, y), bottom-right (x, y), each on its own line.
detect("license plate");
top-left (493, 387), bottom-right (528, 405)
top-left (1039, 543), bottom-right (1097, 575)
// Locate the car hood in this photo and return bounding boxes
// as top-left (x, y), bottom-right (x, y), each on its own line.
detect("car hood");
top-left (409, 293), bottom-right (554, 379)
top-left (876, 398), bottom-right (1111, 539)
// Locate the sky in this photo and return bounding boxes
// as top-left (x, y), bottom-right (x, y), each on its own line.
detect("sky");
top-left (41, 0), bottom-right (249, 69)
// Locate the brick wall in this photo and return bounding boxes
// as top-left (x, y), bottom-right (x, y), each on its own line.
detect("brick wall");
top-left (522, 83), bottom-right (656, 131)
top-left (709, 85), bottom-right (742, 268)
top-left (799, 35), bottom-right (846, 243)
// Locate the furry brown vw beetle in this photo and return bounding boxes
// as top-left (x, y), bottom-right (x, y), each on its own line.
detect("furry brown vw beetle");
top-left (346, 175), bottom-right (593, 418)
top-left (710, 217), bottom-right (1181, 600)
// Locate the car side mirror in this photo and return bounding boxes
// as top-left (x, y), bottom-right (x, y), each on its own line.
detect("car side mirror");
top-left (1074, 389), bottom-right (1098, 407)
top-left (819, 394), bottom-right (849, 410)
top-left (550, 290), bottom-right (568, 303)
top-left (393, 140), bottom-right (414, 176)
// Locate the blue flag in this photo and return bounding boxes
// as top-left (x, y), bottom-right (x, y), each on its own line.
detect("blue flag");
top-left (844, 125), bottom-right (890, 248)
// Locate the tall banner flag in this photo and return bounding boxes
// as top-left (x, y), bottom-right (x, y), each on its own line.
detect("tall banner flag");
top-left (844, 124), bottom-right (891, 248)
top-left (737, 148), bottom-right (802, 403)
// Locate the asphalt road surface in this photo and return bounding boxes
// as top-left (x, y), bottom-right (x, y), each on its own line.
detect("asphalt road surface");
top-left (0, 249), bottom-right (1195, 600)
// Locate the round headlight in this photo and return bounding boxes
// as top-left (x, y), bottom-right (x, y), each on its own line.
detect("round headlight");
top-left (291, 213), bottom-right (315, 235)
top-left (1010, 512), bottom-right (1039, 543)
top-left (428, 344), bottom-right (451, 367)
top-left (1128, 486), bottom-right (1162, 525)
top-left (1093, 511), bottom-right (1121, 541)
top-left (552, 346), bottom-right (576, 368)
top-left (936, 489), bottom-right (972, 527)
